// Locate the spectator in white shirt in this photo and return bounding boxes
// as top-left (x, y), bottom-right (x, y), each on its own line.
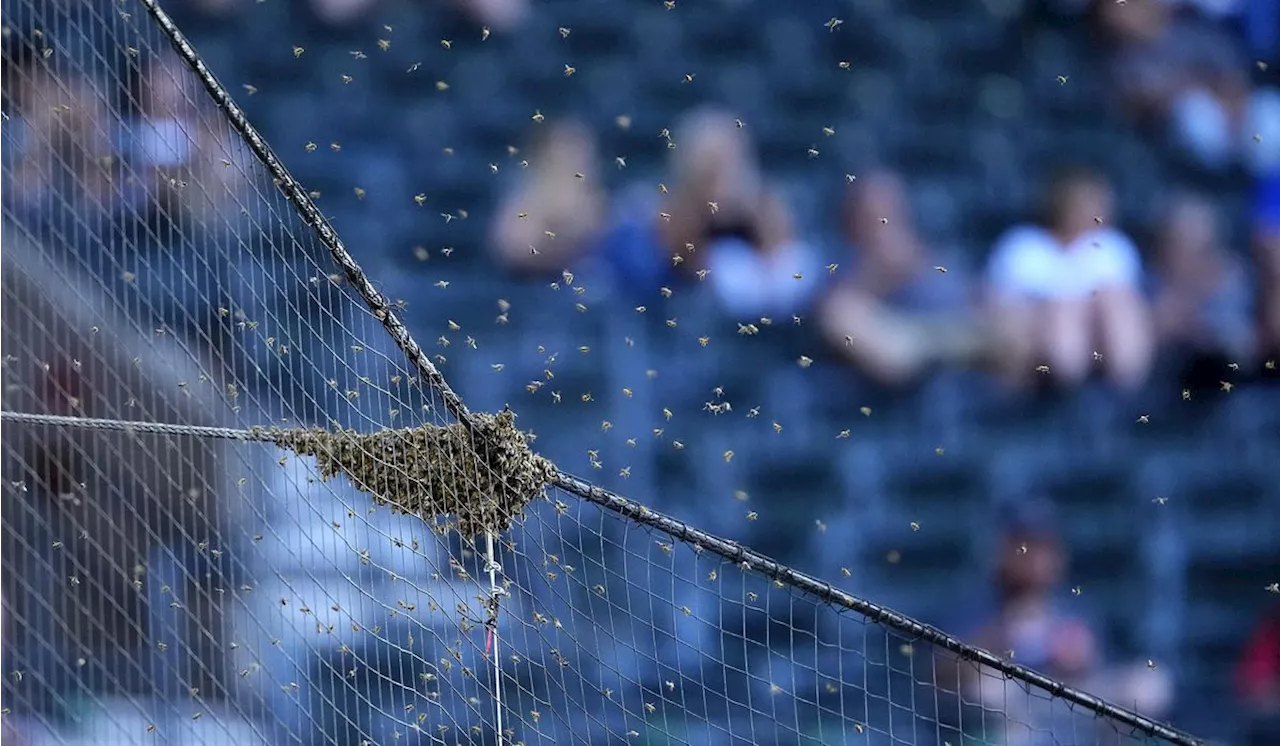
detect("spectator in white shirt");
top-left (985, 167), bottom-right (1155, 391)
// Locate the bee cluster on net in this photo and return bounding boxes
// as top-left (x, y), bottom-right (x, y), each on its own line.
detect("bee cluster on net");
top-left (263, 409), bottom-right (555, 537)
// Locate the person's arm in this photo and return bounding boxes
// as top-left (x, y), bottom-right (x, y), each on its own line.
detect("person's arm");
top-left (651, 194), bottom-right (700, 270)
top-left (818, 286), bottom-right (932, 385)
top-left (1091, 231), bottom-right (1155, 390)
top-left (754, 190), bottom-right (796, 254)
top-left (983, 229), bottom-right (1050, 386)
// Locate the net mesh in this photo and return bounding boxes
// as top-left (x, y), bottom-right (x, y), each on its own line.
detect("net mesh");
top-left (0, 2), bottom-right (1202, 746)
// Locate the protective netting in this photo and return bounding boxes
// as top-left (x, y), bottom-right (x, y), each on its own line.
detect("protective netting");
top-left (0, 2), bottom-right (1204, 746)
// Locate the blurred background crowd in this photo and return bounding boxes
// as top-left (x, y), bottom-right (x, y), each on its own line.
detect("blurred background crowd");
top-left (2, 0), bottom-right (1280, 744)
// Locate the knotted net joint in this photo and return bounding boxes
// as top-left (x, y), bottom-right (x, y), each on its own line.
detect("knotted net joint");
top-left (267, 409), bottom-right (555, 536)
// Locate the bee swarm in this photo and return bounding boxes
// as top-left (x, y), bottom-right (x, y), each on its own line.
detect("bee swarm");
top-left (265, 409), bottom-right (554, 536)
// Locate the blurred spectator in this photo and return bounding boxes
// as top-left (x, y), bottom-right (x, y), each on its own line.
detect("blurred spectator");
top-left (1239, 605), bottom-right (1280, 746)
top-left (660, 106), bottom-right (819, 317)
top-left (494, 108), bottom-right (819, 316)
top-left (955, 500), bottom-right (1172, 746)
top-left (985, 166), bottom-right (1154, 391)
top-left (1255, 173), bottom-right (1280, 374)
top-left (490, 120), bottom-right (607, 276)
top-left (816, 171), bottom-right (983, 387)
top-left (2, 33), bottom-right (115, 224)
top-left (122, 51), bottom-right (246, 227)
top-left (668, 108), bottom-right (819, 318)
top-left (1095, 0), bottom-right (1280, 173)
top-left (1148, 192), bottom-right (1255, 391)
top-left (962, 500), bottom-right (1102, 690)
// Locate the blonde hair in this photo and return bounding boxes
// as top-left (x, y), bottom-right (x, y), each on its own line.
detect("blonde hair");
top-left (671, 107), bottom-right (752, 173)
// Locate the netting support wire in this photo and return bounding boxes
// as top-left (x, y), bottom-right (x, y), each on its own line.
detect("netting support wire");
top-left (0, 410), bottom-right (269, 441)
top-left (0, 410), bottom-right (1205, 746)
top-left (548, 471), bottom-right (1208, 746)
top-left (483, 531), bottom-right (506, 746)
top-left (135, 0), bottom-right (481, 438)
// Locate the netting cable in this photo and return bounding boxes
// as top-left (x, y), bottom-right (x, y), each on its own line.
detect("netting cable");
top-left (0, 411), bottom-right (267, 442)
top-left (0, 410), bottom-right (1207, 746)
